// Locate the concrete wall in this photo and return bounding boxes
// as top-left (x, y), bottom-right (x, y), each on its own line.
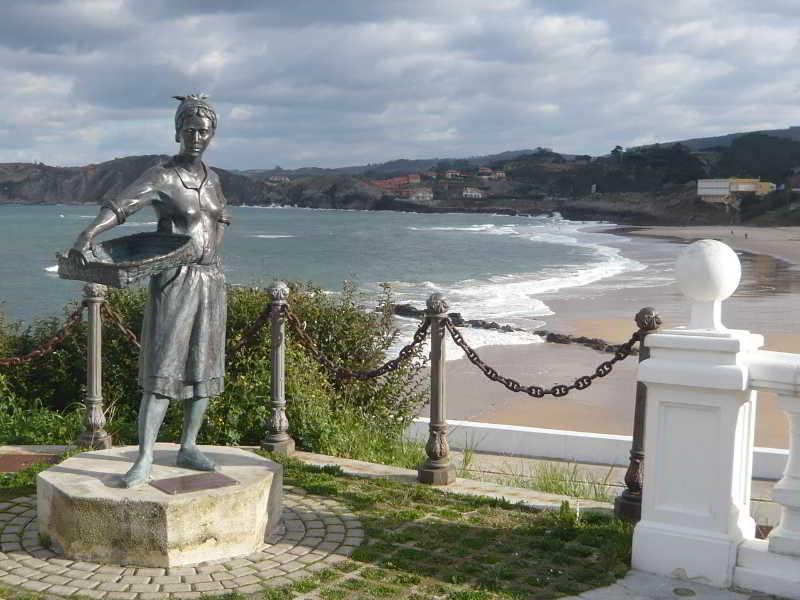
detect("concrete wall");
top-left (406, 417), bottom-right (787, 480)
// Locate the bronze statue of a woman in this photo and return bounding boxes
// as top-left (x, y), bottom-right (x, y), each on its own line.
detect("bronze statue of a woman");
top-left (72, 94), bottom-right (230, 487)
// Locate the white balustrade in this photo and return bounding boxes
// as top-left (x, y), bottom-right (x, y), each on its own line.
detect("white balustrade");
top-left (632, 240), bottom-right (762, 587)
top-left (736, 349), bottom-right (800, 598)
top-left (631, 238), bottom-right (800, 598)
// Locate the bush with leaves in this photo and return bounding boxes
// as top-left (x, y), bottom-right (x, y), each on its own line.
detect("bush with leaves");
top-left (0, 282), bottom-right (428, 467)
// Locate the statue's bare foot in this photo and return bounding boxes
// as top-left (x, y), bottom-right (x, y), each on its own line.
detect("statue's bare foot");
top-left (121, 459), bottom-right (152, 488)
top-left (177, 446), bottom-right (216, 472)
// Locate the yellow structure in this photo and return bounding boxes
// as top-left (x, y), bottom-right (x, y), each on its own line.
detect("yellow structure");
top-left (730, 178), bottom-right (776, 196)
top-left (697, 178), bottom-right (776, 205)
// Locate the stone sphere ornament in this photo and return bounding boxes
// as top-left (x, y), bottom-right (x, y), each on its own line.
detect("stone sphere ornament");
top-left (675, 239), bottom-right (742, 330)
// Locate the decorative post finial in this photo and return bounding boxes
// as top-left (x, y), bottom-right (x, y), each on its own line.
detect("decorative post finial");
top-left (83, 282), bottom-right (108, 299)
top-left (269, 281), bottom-right (290, 303)
top-left (675, 239), bottom-right (741, 331)
top-left (426, 293), bottom-right (449, 315)
top-left (635, 307), bottom-right (661, 332)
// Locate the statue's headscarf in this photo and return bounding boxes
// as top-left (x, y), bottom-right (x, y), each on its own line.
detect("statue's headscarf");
top-left (173, 94), bottom-right (217, 132)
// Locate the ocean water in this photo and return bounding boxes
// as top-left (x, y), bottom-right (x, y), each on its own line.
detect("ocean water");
top-left (0, 204), bottom-right (672, 353)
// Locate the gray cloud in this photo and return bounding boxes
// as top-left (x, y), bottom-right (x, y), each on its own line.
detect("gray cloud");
top-left (0, 0), bottom-right (798, 169)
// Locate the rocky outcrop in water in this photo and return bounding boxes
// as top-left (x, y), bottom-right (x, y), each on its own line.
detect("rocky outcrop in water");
top-left (391, 303), bottom-right (636, 354)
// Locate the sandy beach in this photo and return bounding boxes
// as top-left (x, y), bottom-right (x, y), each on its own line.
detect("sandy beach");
top-left (618, 225), bottom-right (800, 265)
top-left (436, 225), bottom-right (800, 450)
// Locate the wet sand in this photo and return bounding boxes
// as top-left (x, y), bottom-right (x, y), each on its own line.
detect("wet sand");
top-left (436, 226), bottom-right (800, 450)
top-left (614, 225), bottom-right (800, 265)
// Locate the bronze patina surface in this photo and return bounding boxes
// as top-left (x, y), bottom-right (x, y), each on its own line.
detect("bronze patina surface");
top-left (68, 94), bottom-right (232, 487)
top-left (149, 471), bottom-right (238, 495)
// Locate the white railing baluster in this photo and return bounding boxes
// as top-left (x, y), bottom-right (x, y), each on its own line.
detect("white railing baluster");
top-left (767, 394), bottom-right (800, 556)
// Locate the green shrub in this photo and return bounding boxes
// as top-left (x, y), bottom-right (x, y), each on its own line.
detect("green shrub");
top-left (0, 282), bottom-right (428, 466)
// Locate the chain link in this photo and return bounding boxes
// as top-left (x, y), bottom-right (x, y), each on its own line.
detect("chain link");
top-left (0, 304), bottom-right (87, 367)
top-left (100, 304), bottom-right (141, 349)
top-left (227, 302), bottom-right (273, 359)
top-left (285, 308), bottom-right (430, 381)
top-left (445, 318), bottom-right (640, 398)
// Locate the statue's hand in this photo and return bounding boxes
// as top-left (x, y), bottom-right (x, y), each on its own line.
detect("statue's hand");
top-left (70, 234), bottom-right (97, 262)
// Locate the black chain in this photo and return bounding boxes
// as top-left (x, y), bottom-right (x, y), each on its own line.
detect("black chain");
top-left (0, 304), bottom-right (86, 367)
top-left (227, 302), bottom-right (273, 359)
top-left (445, 318), bottom-right (640, 398)
top-left (285, 308), bottom-right (430, 381)
top-left (101, 304), bottom-right (141, 349)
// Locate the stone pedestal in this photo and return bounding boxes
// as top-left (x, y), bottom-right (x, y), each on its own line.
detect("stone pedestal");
top-left (36, 444), bottom-right (282, 567)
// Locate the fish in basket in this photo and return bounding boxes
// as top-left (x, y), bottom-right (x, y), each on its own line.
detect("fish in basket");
top-left (57, 232), bottom-right (196, 288)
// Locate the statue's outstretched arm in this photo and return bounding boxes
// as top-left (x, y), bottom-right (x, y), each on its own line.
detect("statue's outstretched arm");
top-left (72, 208), bottom-right (118, 254)
top-left (71, 166), bottom-right (163, 255)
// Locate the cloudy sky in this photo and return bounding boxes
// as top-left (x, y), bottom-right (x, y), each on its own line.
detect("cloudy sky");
top-left (1, 0), bottom-right (799, 169)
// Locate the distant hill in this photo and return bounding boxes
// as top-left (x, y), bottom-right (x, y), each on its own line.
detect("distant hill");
top-left (666, 126), bottom-right (800, 151)
top-left (0, 156), bottom-right (281, 206)
top-left (241, 149), bottom-right (537, 180)
top-left (2, 132), bottom-right (800, 225)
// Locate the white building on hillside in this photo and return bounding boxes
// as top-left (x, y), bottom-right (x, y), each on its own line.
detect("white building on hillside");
top-left (409, 188), bottom-right (433, 202)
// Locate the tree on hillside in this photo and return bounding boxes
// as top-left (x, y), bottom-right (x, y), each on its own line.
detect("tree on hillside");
top-left (714, 133), bottom-right (800, 182)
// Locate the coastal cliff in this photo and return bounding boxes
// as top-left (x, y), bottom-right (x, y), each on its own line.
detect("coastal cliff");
top-left (0, 156), bottom-right (277, 207)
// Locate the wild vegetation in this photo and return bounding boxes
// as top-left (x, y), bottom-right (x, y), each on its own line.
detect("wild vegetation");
top-left (0, 283), bottom-right (428, 467)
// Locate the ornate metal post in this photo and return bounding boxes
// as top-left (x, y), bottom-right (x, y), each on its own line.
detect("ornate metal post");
top-left (614, 306), bottom-right (661, 521)
top-left (76, 283), bottom-right (112, 449)
top-left (262, 281), bottom-right (295, 455)
top-left (418, 293), bottom-right (456, 485)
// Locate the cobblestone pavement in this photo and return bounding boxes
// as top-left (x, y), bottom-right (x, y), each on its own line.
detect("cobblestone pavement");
top-left (0, 486), bottom-right (363, 599)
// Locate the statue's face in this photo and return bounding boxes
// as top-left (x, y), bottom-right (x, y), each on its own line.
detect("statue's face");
top-left (176, 114), bottom-right (214, 159)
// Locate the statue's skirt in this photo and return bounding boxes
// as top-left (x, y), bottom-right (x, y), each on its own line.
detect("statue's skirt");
top-left (138, 262), bottom-right (226, 399)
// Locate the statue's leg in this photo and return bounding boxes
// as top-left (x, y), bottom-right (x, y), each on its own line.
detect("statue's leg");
top-left (176, 396), bottom-right (216, 471)
top-left (121, 392), bottom-right (170, 488)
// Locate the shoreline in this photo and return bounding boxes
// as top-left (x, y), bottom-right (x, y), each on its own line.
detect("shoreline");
top-left (602, 225), bottom-right (800, 267)
top-left (439, 224), bottom-right (800, 450)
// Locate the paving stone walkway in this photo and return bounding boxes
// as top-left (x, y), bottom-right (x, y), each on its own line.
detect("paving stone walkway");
top-left (0, 486), bottom-right (364, 599)
top-left (570, 570), bottom-right (775, 600)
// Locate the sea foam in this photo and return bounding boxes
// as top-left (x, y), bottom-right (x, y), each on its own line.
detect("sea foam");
top-left (387, 219), bottom-right (646, 359)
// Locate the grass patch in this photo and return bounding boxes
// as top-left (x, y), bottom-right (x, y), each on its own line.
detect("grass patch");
top-left (455, 455), bottom-right (616, 503)
top-left (265, 454), bottom-right (631, 599)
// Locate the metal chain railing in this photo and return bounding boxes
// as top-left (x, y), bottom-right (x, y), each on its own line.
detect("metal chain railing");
top-left (445, 317), bottom-right (641, 398)
top-left (100, 304), bottom-right (141, 349)
top-left (226, 302), bottom-right (273, 358)
top-left (0, 304), bottom-right (86, 367)
top-left (285, 307), bottom-right (431, 381)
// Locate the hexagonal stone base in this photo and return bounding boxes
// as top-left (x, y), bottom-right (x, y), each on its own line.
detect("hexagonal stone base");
top-left (37, 444), bottom-right (282, 567)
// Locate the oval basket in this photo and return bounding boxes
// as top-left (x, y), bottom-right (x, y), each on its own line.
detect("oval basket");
top-left (57, 232), bottom-right (196, 288)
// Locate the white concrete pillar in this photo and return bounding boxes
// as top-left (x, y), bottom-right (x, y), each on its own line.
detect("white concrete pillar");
top-left (631, 240), bottom-right (763, 587)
